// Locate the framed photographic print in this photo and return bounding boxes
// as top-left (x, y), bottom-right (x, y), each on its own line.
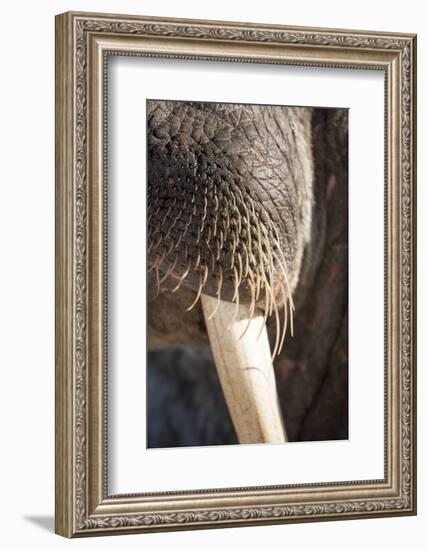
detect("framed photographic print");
top-left (55, 11), bottom-right (417, 537)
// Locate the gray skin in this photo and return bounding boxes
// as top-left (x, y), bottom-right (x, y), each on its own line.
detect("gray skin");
top-left (148, 100), bottom-right (313, 347)
top-left (147, 100), bottom-right (348, 445)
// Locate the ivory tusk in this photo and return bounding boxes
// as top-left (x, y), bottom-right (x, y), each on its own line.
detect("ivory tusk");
top-left (201, 294), bottom-right (287, 444)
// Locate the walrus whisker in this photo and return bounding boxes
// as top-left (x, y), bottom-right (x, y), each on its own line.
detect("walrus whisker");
top-left (159, 254), bottom-right (178, 284)
top-left (277, 281), bottom-right (288, 355)
top-left (270, 289), bottom-right (281, 362)
top-left (207, 270), bottom-right (223, 320)
top-left (148, 184), bottom-right (295, 352)
top-left (171, 259), bottom-right (191, 293)
top-left (186, 272), bottom-right (204, 311)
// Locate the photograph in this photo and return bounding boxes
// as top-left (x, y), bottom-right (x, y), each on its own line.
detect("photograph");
top-left (146, 99), bottom-right (349, 448)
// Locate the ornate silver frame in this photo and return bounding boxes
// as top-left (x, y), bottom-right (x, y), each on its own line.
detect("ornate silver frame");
top-left (55, 11), bottom-right (417, 537)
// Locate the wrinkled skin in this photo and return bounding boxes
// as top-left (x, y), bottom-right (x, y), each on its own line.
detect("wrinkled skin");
top-left (147, 100), bottom-right (348, 444)
top-left (148, 102), bottom-right (312, 311)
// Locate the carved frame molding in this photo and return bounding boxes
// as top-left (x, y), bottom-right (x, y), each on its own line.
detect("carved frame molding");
top-left (55, 11), bottom-right (416, 537)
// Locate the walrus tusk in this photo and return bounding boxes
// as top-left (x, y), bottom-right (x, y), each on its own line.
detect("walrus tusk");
top-left (201, 294), bottom-right (287, 444)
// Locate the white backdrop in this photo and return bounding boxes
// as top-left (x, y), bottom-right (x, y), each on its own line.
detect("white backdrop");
top-left (0, 1), bottom-right (424, 549)
top-left (108, 58), bottom-right (384, 494)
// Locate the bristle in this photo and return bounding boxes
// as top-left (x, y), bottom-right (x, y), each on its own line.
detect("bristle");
top-left (148, 180), bottom-right (294, 357)
top-left (270, 293), bottom-right (281, 362)
top-left (207, 268), bottom-right (223, 320)
top-left (171, 258), bottom-right (191, 293)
